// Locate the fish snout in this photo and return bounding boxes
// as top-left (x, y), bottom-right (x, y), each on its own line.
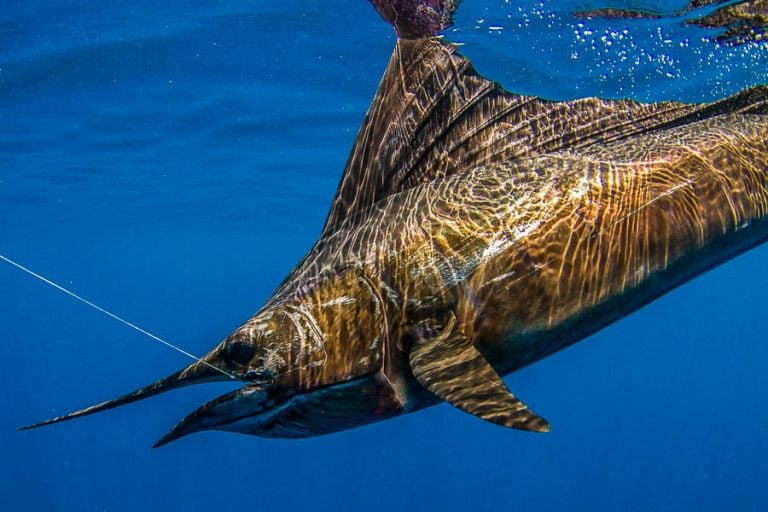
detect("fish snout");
top-left (18, 356), bottom-right (234, 432)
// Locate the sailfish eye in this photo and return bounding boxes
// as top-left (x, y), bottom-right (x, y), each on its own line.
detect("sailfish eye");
top-left (225, 340), bottom-right (256, 365)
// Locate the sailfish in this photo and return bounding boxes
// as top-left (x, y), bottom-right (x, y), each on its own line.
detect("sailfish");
top-left (21, 0), bottom-right (768, 446)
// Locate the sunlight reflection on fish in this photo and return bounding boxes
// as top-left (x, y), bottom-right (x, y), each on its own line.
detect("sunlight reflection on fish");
top-left (13, 0), bottom-right (768, 447)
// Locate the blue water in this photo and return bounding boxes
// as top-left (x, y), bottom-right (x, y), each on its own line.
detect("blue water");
top-left (2, 1), bottom-right (768, 510)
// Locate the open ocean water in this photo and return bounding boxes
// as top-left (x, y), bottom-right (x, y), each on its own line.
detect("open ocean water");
top-left (2, 1), bottom-right (768, 510)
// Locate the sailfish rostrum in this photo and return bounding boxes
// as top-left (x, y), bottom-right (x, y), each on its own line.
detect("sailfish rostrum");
top-left (22, 0), bottom-right (768, 446)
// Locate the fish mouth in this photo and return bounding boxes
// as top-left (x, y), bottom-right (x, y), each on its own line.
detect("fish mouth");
top-left (152, 383), bottom-right (285, 448)
top-left (154, 372), bottom-right (406, 447)
top-left (21, 357), bottom-right (397, 446)
top-left (19, 356), bottom-right (289, 447)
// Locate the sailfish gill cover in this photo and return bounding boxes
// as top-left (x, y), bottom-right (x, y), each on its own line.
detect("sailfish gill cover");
top-left (2, 1), bottom-right (768, 511)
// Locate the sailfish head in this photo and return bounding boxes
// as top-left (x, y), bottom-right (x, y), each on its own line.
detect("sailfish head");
top-left (21, 267), bottom-right (396, 447)
top-left (18, 318), bottom-right (282, 446)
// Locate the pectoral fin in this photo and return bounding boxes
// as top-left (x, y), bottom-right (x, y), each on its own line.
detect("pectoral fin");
top-left (408, 314), bottom-right (550, 433)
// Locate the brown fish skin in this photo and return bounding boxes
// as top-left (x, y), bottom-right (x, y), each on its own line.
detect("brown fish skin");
top-left (174, 38), bottom-right (767, 440)
top-left (257, 108), bottom-right (768, 415)
top-left (20, 3), bottom-right (768, 444)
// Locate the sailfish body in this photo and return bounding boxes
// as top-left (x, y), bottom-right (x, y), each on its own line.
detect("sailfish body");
top-left (22, 1), bottom-right (768, 446)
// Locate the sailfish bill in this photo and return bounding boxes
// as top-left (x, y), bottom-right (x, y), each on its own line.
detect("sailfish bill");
top-left (19, 361), bottom-right (230, 430)
top-left (20, 0), bottom-right (768, 445)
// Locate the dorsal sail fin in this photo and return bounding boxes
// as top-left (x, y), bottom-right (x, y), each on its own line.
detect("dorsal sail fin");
top-left (320, 36), bottom-right (766, 236)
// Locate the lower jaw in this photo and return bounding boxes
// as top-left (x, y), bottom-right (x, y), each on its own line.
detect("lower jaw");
top-left (216, 372), bottom-right (406, 439)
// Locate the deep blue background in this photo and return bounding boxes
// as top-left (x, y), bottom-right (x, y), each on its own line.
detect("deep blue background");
top-left (2, 1), bottom-right (768, 510)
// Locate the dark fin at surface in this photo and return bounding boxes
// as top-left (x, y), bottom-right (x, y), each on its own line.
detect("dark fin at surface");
top-left (689, 0), bottom-right (768, 46)
top-left (370, 0), bottom-right (460, 39)
top-left (574, 1), bottom-right (767, 46)
top-left (408, 314), bottom-right (550, 432)
top-left (321, 35), bottom-right (768, 237)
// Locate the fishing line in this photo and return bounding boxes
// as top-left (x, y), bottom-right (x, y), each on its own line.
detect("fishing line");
top-left (0, 253), bottom-right (238, 380)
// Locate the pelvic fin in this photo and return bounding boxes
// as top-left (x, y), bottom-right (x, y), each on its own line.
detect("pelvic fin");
top-left (409, 314), bottom-right (550, 432)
